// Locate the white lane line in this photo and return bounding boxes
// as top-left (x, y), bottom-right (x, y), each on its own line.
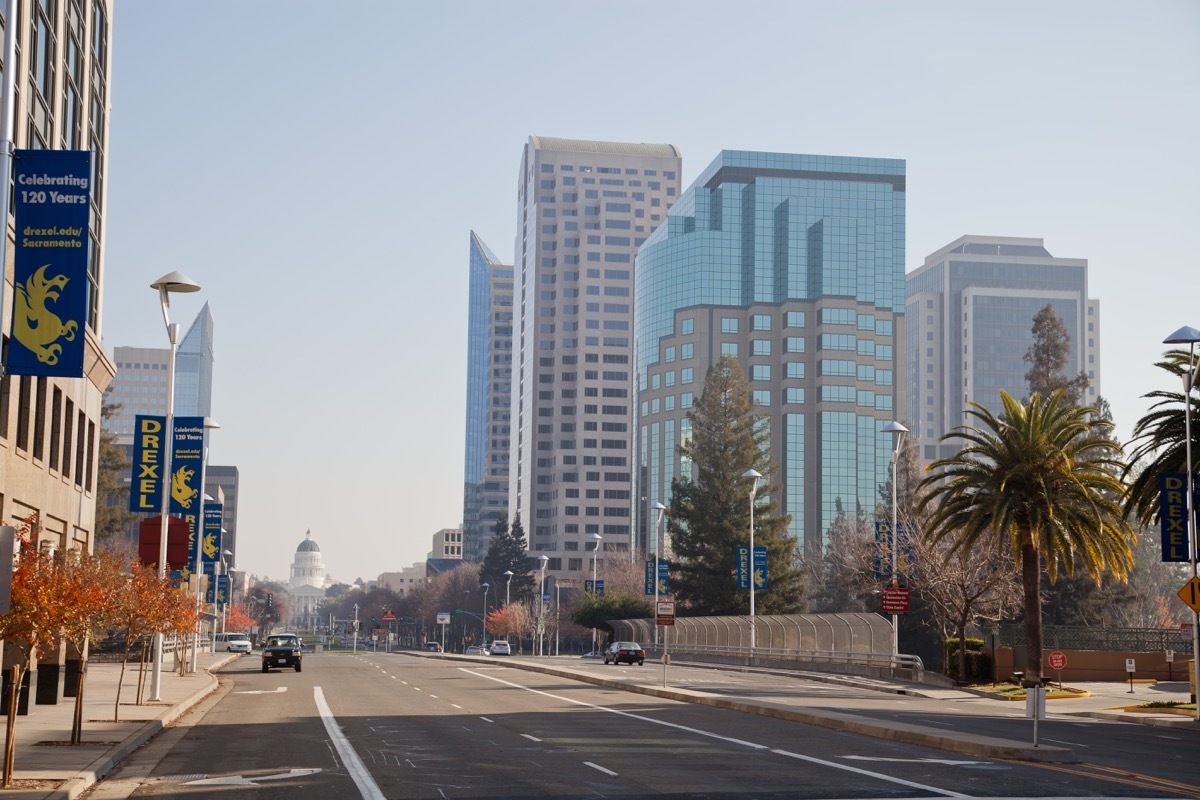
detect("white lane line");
top-left (520, 734), bottom-right (541, 742)
top-left (773, 750), bottom-right (968, 797)
top-left (314, 687), bottom-right (385, 800)
top-left (584, 761), bottom-right (617, 776)
top-left (1041, 737), bottom-right (1087, 747)
top-left (461, 668), bottom-right (965, 798)
top-left (451, 704), bottom-right (462, 709)
top-left (429, 695), bottom-right (439, 699)
top-left (480, 717), bottom-right (494, 723)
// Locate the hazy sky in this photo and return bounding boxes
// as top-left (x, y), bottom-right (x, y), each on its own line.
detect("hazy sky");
top-left (102, 1), bottom-right (1200, 585)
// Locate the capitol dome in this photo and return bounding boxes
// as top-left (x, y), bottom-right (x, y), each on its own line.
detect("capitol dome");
top-left (290, 530), bottom-right (329, 591)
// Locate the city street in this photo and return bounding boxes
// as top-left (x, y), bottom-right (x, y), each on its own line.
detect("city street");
top-left (81, 652), bottom-right (1197, 799)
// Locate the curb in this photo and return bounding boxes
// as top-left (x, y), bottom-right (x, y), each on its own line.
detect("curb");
top-left (408, 652), bottom-right (1076, 763)
top-left (45, 655), bottom-right (238, 800)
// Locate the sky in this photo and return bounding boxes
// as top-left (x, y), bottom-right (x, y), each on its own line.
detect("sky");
top-left (101, 1), bottom-right (1200, 585)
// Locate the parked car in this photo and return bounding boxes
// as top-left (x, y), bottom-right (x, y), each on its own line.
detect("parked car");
top-left (262, 634), bottom-right (303, 672)
top-left (424, 641), bottom-right (443, 652)
top-left (216, 633), bottom-right (251, 654)
top-left (603, 641), bottom-right (645, 666)
top-left (489, 640), bottom-right (511, 656)
top-left (465, 645), bottom-right (485, 655)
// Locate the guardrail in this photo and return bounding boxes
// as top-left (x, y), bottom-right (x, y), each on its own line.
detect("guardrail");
top-left (644, 641), bottom-right (925, 673)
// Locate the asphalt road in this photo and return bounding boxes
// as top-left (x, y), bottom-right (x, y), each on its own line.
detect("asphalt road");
top-left (82, 652), bottom-right (1196, 799)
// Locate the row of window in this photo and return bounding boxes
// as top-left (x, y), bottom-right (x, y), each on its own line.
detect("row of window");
top-left (540, 163), bottom-right (677, 180)
top-left (0, 369), bottom-right (97, 493)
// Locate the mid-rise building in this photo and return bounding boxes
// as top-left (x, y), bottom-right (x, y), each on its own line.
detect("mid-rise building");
top-left (906, 235), bottom-right (1100, 462)
top-left (635, 150), bottom-right (907, 559)
top-left (510, 136), bottom-right (681, 581)
top-left (461, 232), bottom-right (513, 561)
top-left (431, 527), bottom-right (464, 560)
top-left (0, 1), bottom-right (115, 558)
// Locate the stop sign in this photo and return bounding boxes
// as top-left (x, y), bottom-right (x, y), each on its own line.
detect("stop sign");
top-left (1048, 651), bottom-right (1067, 670)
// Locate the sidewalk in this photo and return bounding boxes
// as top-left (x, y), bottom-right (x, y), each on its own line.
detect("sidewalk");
top-left (0, 651), bottom-right (240, 800)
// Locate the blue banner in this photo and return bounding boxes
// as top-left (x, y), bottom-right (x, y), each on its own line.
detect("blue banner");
top-left (206, 574), bottom-right (229, 606)
top-left (130, 415), bottom-right (166, 512)
top-left (753, 546), bottom-right (767, 591)
top-left (644, 561), bottom-right (671, 595)
top-left (202, 504), bottom-right (223, 569)
top-left (8, 150), bottom-right (92, 377)
top-left (1159, 473), bottom-right (1194, 563)
top-left (585, 579), bottom-right (605, 595)
top-left (171, 417), bottom-right (205, 576)
top-left (874, 521), bottom-right (916, 579)
top-left (737, 546), bottom-right (750, 590)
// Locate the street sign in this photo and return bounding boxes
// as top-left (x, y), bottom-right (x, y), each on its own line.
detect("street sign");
top-left (382, 612), bottom-right (396, 621)
top-left (881, 586), bottom-right (909, 613)
top-left (1166, 649), bottom-right (1175, 663)
top-left (437, 612), bottom-right (450, 625)
top-left (1178, 576), bottom-right (1200, 613)
top-left (1048, 651), bottom-right (1067, 670)
top-left (656, 600), bottom-right (675, 626)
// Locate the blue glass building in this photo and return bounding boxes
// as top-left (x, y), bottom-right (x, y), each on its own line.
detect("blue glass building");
top-left (634, 151), bottom-right (906, 558)
top-left (461, 232), bottom-right (513, 561)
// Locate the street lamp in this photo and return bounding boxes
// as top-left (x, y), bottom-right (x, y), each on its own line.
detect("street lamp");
top-left (536, 555), bottom-right (549, 656)
top-left (882, 420), bottom-right (909, 664)
top-left (148, 270), bottom-right (201, 703)
top-left (481, 582), bottom-right (489, 647)
top-left (503, 570), bottom-right (513, 607)
top-left (652, 502), bottom-right (667, 649)
top-left (742, 469), bottom-right (762, 651)
top-left (1164, 325), bottom-right (1200, 721)
top-left (588, 532), bottom-right (603, 653)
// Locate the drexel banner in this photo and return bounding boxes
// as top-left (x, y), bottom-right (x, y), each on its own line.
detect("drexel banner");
top-left (202, 504), bottom-right (223, 569)
top-left (9, 149), bottom-right (92, 377)
top-left (129, 415), bottom-right (166, 512)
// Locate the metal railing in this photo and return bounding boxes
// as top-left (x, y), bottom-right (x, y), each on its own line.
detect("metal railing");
top-left (648, 641), bottom-right (924, 672)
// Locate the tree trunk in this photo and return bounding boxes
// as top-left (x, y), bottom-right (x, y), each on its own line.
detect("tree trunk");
top-left (1020, 531), bottom-right (1043, 686)
top-left (70, 658), bottom-right (86, 744)
top-left (115, 644), bottom-right (130, 722)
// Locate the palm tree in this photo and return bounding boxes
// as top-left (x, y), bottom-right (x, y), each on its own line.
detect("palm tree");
top-left (916, 390), bottom-right (1134, 684)
top-left (1124, 349), bottom-right (1200, 527)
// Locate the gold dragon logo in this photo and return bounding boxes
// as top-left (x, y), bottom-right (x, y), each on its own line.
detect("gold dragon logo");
top-left (14, 264), bottom-right (79, 365)
top-left (202, 532), bottom-right (219, 560)
top-left (172, 465), bottom-right (198, 508)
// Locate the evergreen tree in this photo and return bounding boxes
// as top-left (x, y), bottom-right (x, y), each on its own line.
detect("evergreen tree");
top-left (479, 512), bottom-right (536, 604)
top-left (1023, 304), bottom-right (1089, 404)
top-left (96, 392), bottom-right (138, 542)
top-left (667, 355), bottom-right (804, 615)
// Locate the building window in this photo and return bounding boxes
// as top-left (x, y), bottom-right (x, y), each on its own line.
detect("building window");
top-left (752, 390), bottom-right (771, 407)
top-left (752, 340), bottom-right (771, 356)
top-left (721, 343), bottom-right (738, 357)
top-left (681, 343), bottom-right (693, 360)
top-left (786, 311), bottom-right (805, 328)
top-left (681, 318), bottom-right (694, 335)
top-left (753, 314), bottom-right (771, 331)
top-left (721, 318), bottom-right (739, 334)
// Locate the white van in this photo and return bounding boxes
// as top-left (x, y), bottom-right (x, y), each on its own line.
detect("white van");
top-left (215, 632), bottom-right (252, 654)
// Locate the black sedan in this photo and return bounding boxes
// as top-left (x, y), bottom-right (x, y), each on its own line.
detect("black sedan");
top-left (603, 641), bottom-right (645, 666)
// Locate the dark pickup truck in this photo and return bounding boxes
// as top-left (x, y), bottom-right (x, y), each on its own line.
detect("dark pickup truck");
top-left (261, 634), bottom-right (303, 672)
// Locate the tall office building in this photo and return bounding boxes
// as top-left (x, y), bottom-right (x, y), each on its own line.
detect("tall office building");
top-left (511, 136), bottom-right (681, 580)
top-left (635, 150), bottom-right (906, 559)
top-left (906, 235), bottom-right (1100, 462)
top-left (108, 302), bottom-right (215, 442)
top-left (461, 232), bottom-right (513, 562)
top-left (0, 2), bottom-right (115, 555)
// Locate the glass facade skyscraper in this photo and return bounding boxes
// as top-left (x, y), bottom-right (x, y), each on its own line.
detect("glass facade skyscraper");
top-left (462, 232), bottom-right (513, 562)
top-left (906, 235), bottom-right (1100, 462)
top-left (511, 136), bottom-right (681, 579)
top-left (634, 151), bottom-right (906, 558)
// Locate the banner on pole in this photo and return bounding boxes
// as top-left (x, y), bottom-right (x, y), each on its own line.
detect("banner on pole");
top-left (202, 504), bottom-right (223, 568)
top-left (8, 149), bottom-right (92, 377)
top-left (1159, 473), bottom-right (1193, 562)
top-left (130, 415), bottom-right (166, 512)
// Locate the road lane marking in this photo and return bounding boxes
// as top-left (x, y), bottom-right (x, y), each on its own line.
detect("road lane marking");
top-left (1042, 737), bottom-right (1088, 747)
top-left (521, 734), bottom-right (541, 742)
top-left (480, 717), bottom-right (494, 723)
top-left (585, 761), bottom-right (617, 776)
top-left (773, 750), bottom-right (968, 797)
top-left (185, 768), bottom-right (322, 786)
top-left (314, 687), bottom-right (386, 800)
top-left (462, 668), bottom-right (966, 798)
top-left (235, 687), bottom-right (287, 694)
top-left (842, 756), bottom-right (986, 766)
top-left (451, 704), bottom-right (462, 709)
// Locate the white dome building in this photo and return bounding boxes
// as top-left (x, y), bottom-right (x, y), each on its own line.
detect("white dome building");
top-left (289, 530), bottom-right (330, 628)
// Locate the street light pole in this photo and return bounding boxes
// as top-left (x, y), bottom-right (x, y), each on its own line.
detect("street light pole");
top-left (589, 532), bottom-right (603, 654)
top-left (148, 271), bottom-right (201, 703)
top-left (883, 421), bottom-right (909, 665)
top-left (481, 583), bottom-right (489, 647)
top-left (503, 570), bottom-right (513, 607)
top-left (652, 502), bottom-right (667, 649)
top-left (742, 469), bottom-right (761, 651)
top-left (536, 555), bottom-right (548, 656)
top-left (1164, 326), bottom-right (1200, 721)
